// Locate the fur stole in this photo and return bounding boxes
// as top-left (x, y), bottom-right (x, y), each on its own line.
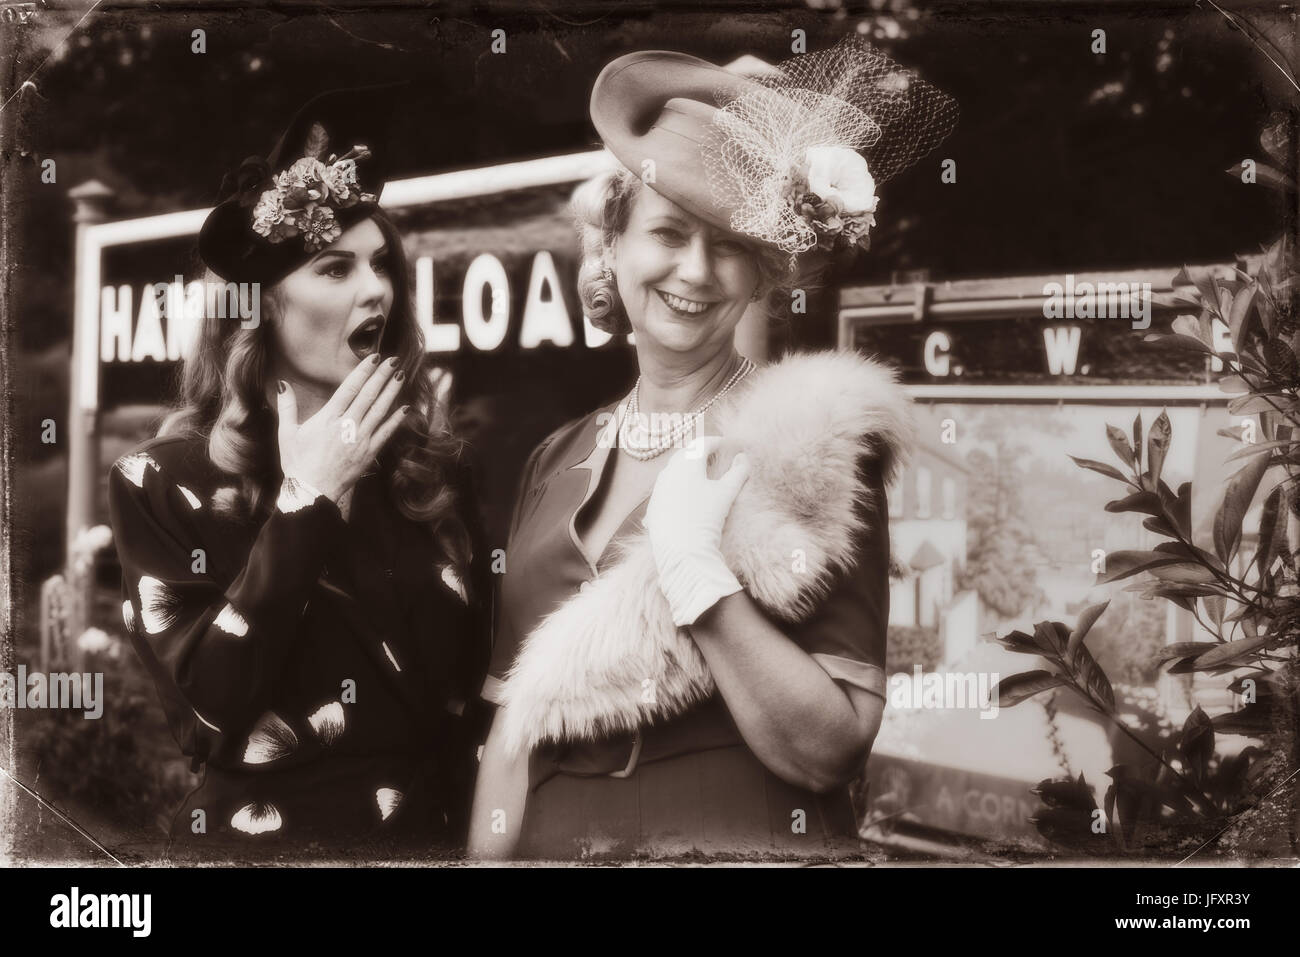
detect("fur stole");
top-left (497, 350), bottom-right (914, 757)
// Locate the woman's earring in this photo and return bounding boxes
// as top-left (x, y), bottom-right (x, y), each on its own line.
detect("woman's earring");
top-left (750, 287), bottom-right (763, 302)
top-left (601, 265), bottom-right (614, 283)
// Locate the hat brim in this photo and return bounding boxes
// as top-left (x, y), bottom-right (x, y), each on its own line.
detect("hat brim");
top-left (198, 196), bottom-right (381, 285)
top-left (590, 51), bottom-right (771, 246)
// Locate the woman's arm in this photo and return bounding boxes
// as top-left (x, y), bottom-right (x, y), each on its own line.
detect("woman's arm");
top-left (109, 358), bottom-right (410, 755)
top-left (643, 436), bottom-right (890, 794)
top-left (467, 705), bottom-right (530, 859)
top-left (687, 594), bottom-right (883, 793)
top-left (109, 456), bottom-right (350, 754)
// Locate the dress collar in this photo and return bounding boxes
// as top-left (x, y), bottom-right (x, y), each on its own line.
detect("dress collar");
top-left (563, 399), bottom-right (628, 574)
top-left (565, 398), bottom-right (624, 479)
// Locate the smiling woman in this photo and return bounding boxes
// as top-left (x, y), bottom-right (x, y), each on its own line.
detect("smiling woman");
top-left (105, 87), bottom-right (490, 856)
top-left (572, 165), bottom-right (793, 339)
top-left (470, 40), bottom-right (955, 861)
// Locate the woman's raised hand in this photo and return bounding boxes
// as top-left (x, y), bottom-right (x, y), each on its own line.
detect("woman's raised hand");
top-left (276, 355), bottom-right (410, 503)
top-left (642, 434), bottom-right (751, 627)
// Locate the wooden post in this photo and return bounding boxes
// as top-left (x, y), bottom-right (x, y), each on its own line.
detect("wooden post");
top-left (65, 181), bottom-right (113, 670)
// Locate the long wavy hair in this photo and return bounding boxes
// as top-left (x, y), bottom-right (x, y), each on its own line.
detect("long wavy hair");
top-left (159, 209), bottom-right (472, 568)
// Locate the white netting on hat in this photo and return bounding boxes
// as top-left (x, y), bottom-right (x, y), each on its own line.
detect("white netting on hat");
top-left (703, 38), bottom-right (959, 255)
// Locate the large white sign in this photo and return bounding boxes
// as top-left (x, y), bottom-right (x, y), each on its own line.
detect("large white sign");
top-left (99, 249), bottom-right (623, 364)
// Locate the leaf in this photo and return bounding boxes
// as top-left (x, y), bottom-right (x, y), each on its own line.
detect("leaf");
top-left (1067, 600), bottom-right (1109, 663)
top-left (1253, 487), bottom-right (1282, 580)
top-left (994, 670), bottom-right (1067, 708)
top-left (1194, 633), bottom-right (1272, 669)
top-left (1068, 455), bottom-right (1129, 483)
top-left (1212, 701), bottom-right (1273, 737)
top-left (994, 629), bottom-right (1040, 656)
top-left (1167, 656), bottom-right (1203, 675)
top-left (1146, 563), bottom-right (1217, 584)
top-left (1212, 453), bottom-right (1270, 564)
top-left (1145, 581), bottom-right (1228, 601)
top-left (1147, 411), bottom-right (1171, 485)
top-left (1202, 594), bottom-right (1225, 628)
top-left (1225, 437), bottom-right (1293, 462)
top-left (1106, 425), bottom-right (1135, 467)
top-left (1154, 642), bottom-right (1220, 663)
top-left (1154, 539), bottom-right (1224, 569)
top-left (1179, 707), bottom-right (1214, 783)
top-left (1142, 515), bottom-right (1179, 539)
top-left (1228, 285), bottom-right (1258, 355)
top-left (1189, 270), bottom-right (1221, 318)
top-left (1131, 412), bottom-right (1143, 467)
top-left (1151, 290), bottom-right (1205, 310)
top-left (1255, 288), bottom-right (1278, 338)
top-left (304, 121), bottom-right (330, 160)
top-left (1031, 621), bottom-right (1066, 657)
top-left (1070, 641), bottom-right (1116, 714)
top-left (1172, 482), bottom-right (1193, 539)
top-left (1228, 393), bottom-right (1290, 416)
top-left (1264, 339), bottom-right (1300, 382)
top-left (1095, 549), bottom-right (1183, 584)
top-left (1105, 490), bottom-right (1165, 516)
top-left (1227, 160), bottom-right (1297, 192)
top-left (1143, 332), bottom-right (1218, 357)
top-left (1171, 312), bottom-right (1205, 339)
top-left (1226, 671), bottom-right (1274, 697)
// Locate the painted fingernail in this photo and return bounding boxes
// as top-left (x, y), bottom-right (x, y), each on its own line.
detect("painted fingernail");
top-left (386, 356), bottom-right (399, 367)
top-left (400, 405), bottom-right (412, 415)
top-left (277, 380), bottom-right (287, 393)
top-left (371, 354), bottom-right (382, 364)
top-left (394, 369), bottom-right (406, 381)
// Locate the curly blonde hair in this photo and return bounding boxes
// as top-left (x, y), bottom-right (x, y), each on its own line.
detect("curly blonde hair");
top-left (570, 165), bottom-right (798, 336)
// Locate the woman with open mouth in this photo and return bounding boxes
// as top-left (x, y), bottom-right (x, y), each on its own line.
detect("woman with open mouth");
top-left (106, 86), bottom-right (489, 858)
top-left (470, 39), bottom-right (956, 860)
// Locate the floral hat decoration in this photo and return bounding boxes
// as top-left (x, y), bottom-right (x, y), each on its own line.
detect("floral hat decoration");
top-left (198, 83), bottom-right (404, 284)
top-left (590, 38), bottom-right (958, 262)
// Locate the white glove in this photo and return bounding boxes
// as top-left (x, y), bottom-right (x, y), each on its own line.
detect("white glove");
top-left (642, 435), bottom-right (751, 627)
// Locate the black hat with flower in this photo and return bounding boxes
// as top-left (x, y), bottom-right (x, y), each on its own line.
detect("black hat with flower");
top-left (198, 83), bottom-right (403, 284)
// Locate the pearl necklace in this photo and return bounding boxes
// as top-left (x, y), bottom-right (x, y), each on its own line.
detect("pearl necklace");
top-left (618, 357), bottom-right (756, 461)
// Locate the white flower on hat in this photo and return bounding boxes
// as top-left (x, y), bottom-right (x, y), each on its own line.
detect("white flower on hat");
top-left (277, 157), bottom-right (331, 200)
top-left (805, 145), bottom-right (877, 215)
top-left (251, 189), bottom-right (288, 238)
